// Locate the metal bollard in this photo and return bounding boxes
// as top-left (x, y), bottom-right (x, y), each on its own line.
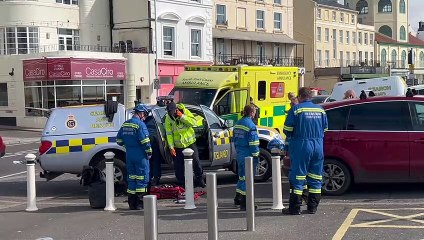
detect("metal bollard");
top-left (271, 148), bottom-right (285, 210)
top-left (144, 195), bottom-right (158, 240)
top-left (245, 156), bottom-right (255, 231)
top-left (25, 154), bottom-right (38, 212)
top-left (183, 148), bottom-right (196, 209)
top-left (104, 152), bottom-right (116, 211)
top-left (206, 173), bottom-right (218, 240)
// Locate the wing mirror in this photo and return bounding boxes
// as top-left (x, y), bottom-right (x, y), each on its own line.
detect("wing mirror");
top-left (224, 119), bottom-right (234, 128)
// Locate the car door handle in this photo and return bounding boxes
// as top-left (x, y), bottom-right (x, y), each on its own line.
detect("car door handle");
top-left (413, 139), bottom-right (424, 144)
top-left (342, 138), bottom-right (359, 142)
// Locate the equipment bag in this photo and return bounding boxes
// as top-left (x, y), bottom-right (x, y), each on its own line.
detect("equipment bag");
top-left (150, 184), bottom-right (206, 200)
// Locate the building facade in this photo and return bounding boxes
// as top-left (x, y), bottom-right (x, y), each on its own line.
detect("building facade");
top-left (212, 0), bottom-right (303, 67)
top-left (294, 0), bottom-right (376, 91)
top-left (113, 0), bottom-right (213, 97)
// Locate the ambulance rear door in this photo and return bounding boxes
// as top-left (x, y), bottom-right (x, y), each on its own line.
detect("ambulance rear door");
top-left (213, 88), bottom-right (249, 123)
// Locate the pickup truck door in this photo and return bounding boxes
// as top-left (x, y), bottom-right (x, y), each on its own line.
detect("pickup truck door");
top-left (200, 105), bottom-right (232, 166)
top-left (152, 108), bottom-right (174, 165)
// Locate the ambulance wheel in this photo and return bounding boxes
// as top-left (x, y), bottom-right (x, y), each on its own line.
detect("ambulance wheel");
top-left (255, 149), bottom-right (272, 182)
top-left (96, 158), bottom-right (127, 185)
top-left (322, 159), bottom-right (352, 196)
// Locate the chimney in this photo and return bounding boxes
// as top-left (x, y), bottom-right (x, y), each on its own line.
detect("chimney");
top-left (419, 22), bottom-right (424, 32)
top-left (418, 22), bottom-right (424, 41)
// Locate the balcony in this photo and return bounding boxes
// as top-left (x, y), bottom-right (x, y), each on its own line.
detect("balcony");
top-left (215, 54), bottom-right (304, 67)
top-left (315, 59), bottom-right (382, 68)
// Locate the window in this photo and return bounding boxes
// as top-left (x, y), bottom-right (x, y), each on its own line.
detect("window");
top-left (410, 102), bottom-right (424, 131)
top-left (364, 33), bottom-right (368, 45)
top-left (370, 33), bottom-right (374, 45)
top-left (58, 28), bottom-right (79, 51)
top-left (401, 50), bottom-right (407, 68)
top-left (0, 83), bottom-right (7, 106)
top-left (358, 32), bottom-right (362, 44)
top-left (317, 9), bottom-right (322, 19)
top-left (324, 10), bottom-right (329, 20)
top-left (258, 81), bottom-right (266, 100)
top-left (325, 50), bottom-right (330, 66)
top-left (400, 26), bottom-right (406, 40)
top-left (163, 26), bottom-right (175, 56)
top-left (381, 49), bottom-right (387, 65)
top-left (351, 14), bottom-right (355, 24)
top-left (340, 13), bottom-right (344, 22)
top-left (356, 0), bottom-right (369, 14)
top-left (347, 102), bottom-right (408, 131)
top-left (346, 31), bottom-right (350, 44)
top-left (353, 52), bottom-right (357, 62)
top-left (340, 51), bottom-right (344, 66)
top-left (391, 49), bottom-right (397, 67)
top-left (202, 106), bottom-right (224, 130)
top-left (420, 52), bottom-right (424, 67)
top-left (378, 0), bottom-right (392, 13)
top-left (214, 90), bottom-right (248, 120)
top-left (332, 11), bottom-right (336, 21)
top-left (191, 29), bottom-right (201, 57)
top-left (347, 51), bottom-right (351, 65)
top-left (216, 5), bottom-right (227, 25)
top-left (159, 76), bottom-right (173, 84)
top-left (353, 31), bottom-right (356, 44)
top-left (399, 0), bottom-right (406, 14)
top-left (365, 52), bottom-right (368, 62)
top-left (56, 0), bottom-right (78, 5)
top-left (339, 30), bottom-right (343, 44)
top-left (359, 51), bottom-right (363, 62)
top-left (317, 27), bottom-right (322, 41)
top-left (379, 25), bottom-right (393, 38)
top-left (274, 0), bottom-right (281, 4)
top-left (327, 107), bottom-right (349, 130)
top-left (237, 8), bottom-right (246, 28)
top-left (257, 42), bottom-right (265, 64)
top-left (317, 50), bottom-right (322, 66)
top-left (256, 10), bottom-right (265, 29)
top-left (370, 51), bottom-right (373, 63)
top-left (325, 28), bottom-right (329, 42)
top-left (3, 27), bottom-right (39, 55)
top-left (274, 13), bottom-right (282, 30)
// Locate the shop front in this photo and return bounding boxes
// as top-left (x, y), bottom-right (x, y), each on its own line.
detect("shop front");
top-left (23, 58), bottom-right (126, 117)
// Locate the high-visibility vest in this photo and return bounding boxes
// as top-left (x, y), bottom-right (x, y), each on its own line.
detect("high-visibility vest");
top-left (165, 104), bottom-right (200, 149)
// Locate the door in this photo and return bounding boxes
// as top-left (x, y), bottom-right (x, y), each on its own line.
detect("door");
top-left (152, 108), bottom-right (174, 165)
top-left (340, 101), bottom-right (410, 181)
top-left (200, 106), bottom-right (232, 166)
top-left (408, 101), bottom-right (424, 179)
top-left (214, 88), bottom-right (249, 123)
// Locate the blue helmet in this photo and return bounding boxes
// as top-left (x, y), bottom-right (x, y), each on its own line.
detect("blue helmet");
top-left (133, 104), bottom-right (149, 114)
top-left (267, 136), bottom-right (285, 152)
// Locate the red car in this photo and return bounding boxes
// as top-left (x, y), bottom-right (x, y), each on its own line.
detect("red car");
top-left (283, 95), bottom-right (424, 195)
top-left (0, 136), bottom-right (5, 158)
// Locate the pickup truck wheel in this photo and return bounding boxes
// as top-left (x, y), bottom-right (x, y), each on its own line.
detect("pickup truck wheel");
top-left (322, 159), bottom-right (352, 196)
top-left (96, 157), bottom-right (126, 185)
top-left (254, 148), bottom-right (272, 182)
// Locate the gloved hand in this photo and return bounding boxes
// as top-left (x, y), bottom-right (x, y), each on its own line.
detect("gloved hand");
top-left (175, 109), bottom-right (183, 118)
top-left (170, 148), bottom-right (176, 157)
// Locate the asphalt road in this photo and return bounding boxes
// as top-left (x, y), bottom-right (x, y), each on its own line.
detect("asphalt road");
top-left (1, 129), bottom-right (424, 240)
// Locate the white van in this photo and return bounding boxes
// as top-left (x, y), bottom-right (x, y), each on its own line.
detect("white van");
top-left (329, 76), bottom-right (408, 101)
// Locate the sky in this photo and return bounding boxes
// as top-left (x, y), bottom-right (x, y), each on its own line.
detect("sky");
top-left (337, 0), bottom-right (424, 31)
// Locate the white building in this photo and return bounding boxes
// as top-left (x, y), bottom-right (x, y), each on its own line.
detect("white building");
top-left (113, 0), bottom-right (213, 96)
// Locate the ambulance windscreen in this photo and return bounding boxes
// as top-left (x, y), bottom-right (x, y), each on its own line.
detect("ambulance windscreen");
top-left (170, 88), bottom-right (216, 107)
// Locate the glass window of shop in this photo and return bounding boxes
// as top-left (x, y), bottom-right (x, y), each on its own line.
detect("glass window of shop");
top-left (24, 80), bottom-right (123, 116)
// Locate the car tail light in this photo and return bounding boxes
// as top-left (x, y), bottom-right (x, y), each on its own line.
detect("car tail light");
top-left (39, 141), bottom-right (52, 155)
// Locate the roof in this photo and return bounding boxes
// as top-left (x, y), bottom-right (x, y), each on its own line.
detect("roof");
top-left (314, 0), bottom-right (353, 11)
top-left (213, 28), bottom-right (303, 45)
top-left (321, 96), bottom-right (424, 109)
top-left (375, 33), bottom-right (424, 47)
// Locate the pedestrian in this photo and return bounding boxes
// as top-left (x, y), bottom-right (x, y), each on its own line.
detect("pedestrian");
top-left (165, 102), bottom-right (206, 188)
top-left (283, 87), bottom-right (328, 215)
top-left (343, 89), bottom-right (356, 99)
top-left (144, 112), bottom-right (162, 186)
top-left (249, 97), bottom-right (260, 125)
top-left (288, 92), bottom-right (299, 108)
top-left (116, 104), bottom-right (152, 210)
top-left (233, 104), bottom-right (260, 211)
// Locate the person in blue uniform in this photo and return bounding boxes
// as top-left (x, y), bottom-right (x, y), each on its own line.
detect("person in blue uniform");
top-left (233, 104), bottom-right (260, 211)
top-left (283, 87), bottom-right (328, 215)
top-left (116, 104), bottom-right (152, 210)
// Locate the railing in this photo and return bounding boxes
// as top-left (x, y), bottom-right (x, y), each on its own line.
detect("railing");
top-left (315, 59), bottom-right (382, 68)
top-left (215, 54), bottom-right (304, 67)
top-left (1, 44), bottom-right (151, 55)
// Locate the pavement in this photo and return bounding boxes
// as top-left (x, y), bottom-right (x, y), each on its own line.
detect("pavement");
top-left (1, 129), bottom-right (424, 240)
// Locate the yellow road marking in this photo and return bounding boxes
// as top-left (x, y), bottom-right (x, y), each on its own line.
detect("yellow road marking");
top-left (352, 209), bottom-right (424, 226)
top-left (332, 209), bottom-right (359, 240)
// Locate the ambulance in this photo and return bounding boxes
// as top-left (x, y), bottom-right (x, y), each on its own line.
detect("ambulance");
top-left (168, 65), bottom-right (299, 133)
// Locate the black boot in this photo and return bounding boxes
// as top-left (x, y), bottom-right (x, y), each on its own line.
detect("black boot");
top-left (136, 193), bottom-right (145, 210)
top-left (301, 189), bottom-right (309, 206)
top-left (239, 195), bottom-right (258, 211)
top-left (234, 192), bottom-right (242, 206)
top-left (151, 177), bottom-right (160, 186)
top-left (128, 194), bottom-right (139, 210)
top-left (282, 193), bottom-right (302, 215)
top-left (195, 176), bottom-right (206, 188)
top-left (307, 193), bottom-right (321, 214)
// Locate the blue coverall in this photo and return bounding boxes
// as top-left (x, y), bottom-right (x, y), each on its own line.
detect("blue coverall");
top-left (116, 116), bottom-right (152, 194)
top-left (233, 117), bottom-right (260, 195)
top-left (283, 100), bottom-right (328, 196)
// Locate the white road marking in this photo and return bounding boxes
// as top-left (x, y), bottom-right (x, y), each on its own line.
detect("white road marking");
top-left (2, 149), bottom-right (38, 158)
top-left (0, 171), bottom-right (27, 180)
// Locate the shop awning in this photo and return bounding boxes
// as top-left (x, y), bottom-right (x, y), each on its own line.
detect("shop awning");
top-left (213, 29), bottom-right (303, 45)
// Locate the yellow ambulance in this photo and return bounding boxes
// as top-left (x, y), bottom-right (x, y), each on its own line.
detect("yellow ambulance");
top-left (169, 65), bottom-right (299, 133)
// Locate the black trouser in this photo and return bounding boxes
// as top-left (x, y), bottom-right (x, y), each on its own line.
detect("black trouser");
top-left (149, 137), bottom-right (162, 179)
top-left (174, 143), bottom-right (203, 186)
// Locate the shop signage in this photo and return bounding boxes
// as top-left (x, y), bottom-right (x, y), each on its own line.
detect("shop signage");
top-left (23, 58), bottom-right (126, 81)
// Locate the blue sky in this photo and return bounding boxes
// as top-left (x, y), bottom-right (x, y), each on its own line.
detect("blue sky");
top-left (337, 0), bottom-right (423, 31)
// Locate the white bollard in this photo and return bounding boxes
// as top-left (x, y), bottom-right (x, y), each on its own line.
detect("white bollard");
top-left (25, 154), bottom-right (38, 212)
top-left (245, 156), bottom-right (255, 232)
top-left (104, 152), bottom-right (116, 211)
top-left (271, 148), bottom-right (285, 210)
top-left (144, 195), bottom-right (158, 240)
top-left (182, 148), bottom-right (196, 210)
top-left (206, 173), bottom-right (218, 240)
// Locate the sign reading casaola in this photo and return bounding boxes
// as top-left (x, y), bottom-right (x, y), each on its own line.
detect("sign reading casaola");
top-left (85, 67), bottom-right (114, 78)
top-left (181, 77), bottom-right (213, 86)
